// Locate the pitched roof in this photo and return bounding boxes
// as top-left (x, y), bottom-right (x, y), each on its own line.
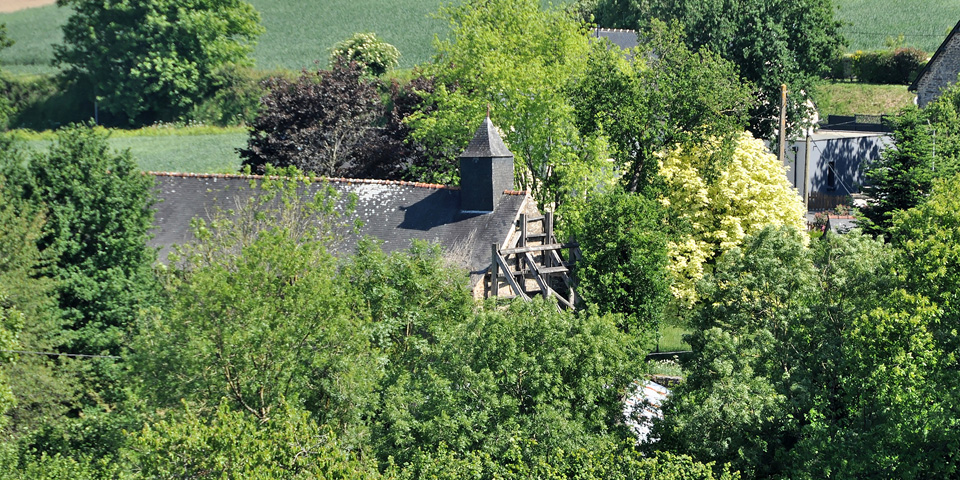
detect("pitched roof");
top-left (148, 172), bottom-right (530, 287)
top-left (909, 19), bottom-right (960, 93)
top-left (460, 116), bottom-right (513, 158)
top-left (592, 28), bottom-right (639, 51)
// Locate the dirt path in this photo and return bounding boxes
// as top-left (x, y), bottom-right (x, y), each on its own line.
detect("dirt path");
top-left (0, 0), bottom-right (57, 14)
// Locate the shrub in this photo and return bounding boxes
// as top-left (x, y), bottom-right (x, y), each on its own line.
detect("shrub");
top-left (852, 48), bottom-right (927, 84)
top-left (329, 32), bottom-right (400, 77)
top-left (892, 47), bottom-right (928, 84)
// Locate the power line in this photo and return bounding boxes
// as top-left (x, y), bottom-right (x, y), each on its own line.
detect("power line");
top-left (0, 350), bottom-right (120, 359)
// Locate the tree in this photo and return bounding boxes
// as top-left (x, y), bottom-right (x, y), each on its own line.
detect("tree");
top-left (0, 24), bottom-right (14, 129)
top-left (330, 32), bottom-right (400, 77)
top-left (591, 0), bottom-right (845, 137)
top-left (0, 126), bottom-right (159, 359)
top-left (373, 298), bottom-right (646, 468)
top-left (125, 401), bottom-right (380, 479)
top-left (406, 0), bottom-right (607, 211)
top-left (339, 239), bottom-right (473, 367)
top-left (240, 59), bottom-right (383, 176)
top-left (134, 169), bottom-right (379, 445)
top-left (658, 132), bottom-right (806, 306)
top-left (54, 0), bottom-right (263, 124)
top-left (652, 223), bottom-right (959, 478)
top-left (859, 107), bottom-right (935, 238)
top-left (0, 172), bottom-right (77, 438)
top-left (569, 20), bottom-right (754, 193)
top-left (568, 188), bottom-right (670, 334)
top-left (0, 131), bottom-right (156, 469)
top-left (882, 175), bottom-right (960, 477)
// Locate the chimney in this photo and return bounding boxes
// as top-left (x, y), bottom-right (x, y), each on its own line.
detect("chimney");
top-left (459, 115), bottom-right (514, 212)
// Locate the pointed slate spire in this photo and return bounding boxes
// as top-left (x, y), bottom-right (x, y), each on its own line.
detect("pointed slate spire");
top-left (459, 114), bottom-right (515, 213)
top-left (460, 114), bottom-right (513, 159)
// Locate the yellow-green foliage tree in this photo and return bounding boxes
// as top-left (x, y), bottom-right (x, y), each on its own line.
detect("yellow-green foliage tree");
top-left (659, 132), bottom-right (806, 305)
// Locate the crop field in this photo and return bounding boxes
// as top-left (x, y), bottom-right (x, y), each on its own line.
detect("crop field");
top-left (3, 0), bottom-right (957, 76)
top-left (0, 0), bottom-right (450, 76)
top-left (837, 0), bottom-right (960, 53)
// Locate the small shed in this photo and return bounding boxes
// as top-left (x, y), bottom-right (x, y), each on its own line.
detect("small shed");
top-left (784, 129), bottom-right (890, 211)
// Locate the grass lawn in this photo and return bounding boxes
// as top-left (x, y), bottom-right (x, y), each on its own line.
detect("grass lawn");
top-left (20, 128), bottom-right (246, 173)
top-left (655, 324), bottom-right (691, 353)
top-left (814, 81), bottom-right (916, 117)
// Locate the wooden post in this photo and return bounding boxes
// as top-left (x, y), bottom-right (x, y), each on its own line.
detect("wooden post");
top-left (778, 84), bottom-right (787, 166)
top-left (544, 211), bottom-right (554, 244)
top-left (544, 211), bottom-right (554, 268)
top-left (517, 214), bottom-right (526, 274)
top-left (803, 134), bottom-right (812, 211)
top-left (490, 243), bottom-right (499, 298)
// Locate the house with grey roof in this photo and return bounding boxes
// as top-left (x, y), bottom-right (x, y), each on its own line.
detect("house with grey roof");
top-left (592, 28), bottom-right (638, 51)
top-left (910, 19), bottom-right (960, 107)
top-left (149, 117), bottom-right (575, 300)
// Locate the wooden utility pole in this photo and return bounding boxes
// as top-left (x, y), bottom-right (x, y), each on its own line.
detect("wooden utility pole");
top-left (778, 84), bottom-right (787, 165)
top-left (804, 134), bottom-right (812, 211)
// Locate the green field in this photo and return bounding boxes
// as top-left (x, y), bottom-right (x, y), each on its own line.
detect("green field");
top-left (2, 0), bottom-right (959, 76)
top-left (838, 0), bottom-right (960, 53)
top-left (0, 0), bottom-right (449, 76)
top-left (22, 130), bottom-right (246, 173)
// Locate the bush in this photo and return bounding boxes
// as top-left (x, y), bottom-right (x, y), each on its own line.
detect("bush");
top-left (892, 47), bottom-right (928, 84)
top-left (852, 48), bottom-right (927, 84)
top-left (329, 33), bottom-right (400, 77)
top-left (186, 66), bottom-right (280, 126)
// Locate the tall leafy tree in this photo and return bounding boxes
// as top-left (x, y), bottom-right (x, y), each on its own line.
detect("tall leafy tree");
top-left (0, 125), bottom-right (157, 371)
top-left (134, 170), bottom-right (376, 431)
top-left (0, 129), bottom-right (157, 467)
top-left (0, 173), bottom-right (77, 438)
top-left (658, 132), bottom-right (806, 306)
top-left (569, 20), bottom-right (753, 193)
top-left (240, 59), bottom-right (383, 176)
top-left (591, 0), bottom-right (844, 137)
top-left (859, 107), bottom-right (935, 238)
top-left (373, 298), bottom-right (646, 468)
top-left (568, 187), bottom-right (669, 334)
top-left (406, 0), bottom-right (606, 211)
top-left (54, 0), bottom-right (263, 124)
top-left (653, 223), bottom-right (958, 478)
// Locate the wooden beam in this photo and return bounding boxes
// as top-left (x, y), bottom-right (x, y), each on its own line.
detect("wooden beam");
top-left (490, 243), bottom-right (499, 298)
top-left (500, 243), bottom-right (578, 255)
top-left (497, 253), bottom-right (530, 301)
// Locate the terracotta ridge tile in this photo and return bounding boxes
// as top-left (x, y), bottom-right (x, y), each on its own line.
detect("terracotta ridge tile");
top-left (146, 171), bottom-right (458, 190)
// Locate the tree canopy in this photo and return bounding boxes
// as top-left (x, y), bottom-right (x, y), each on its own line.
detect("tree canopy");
top-left (54, 0), bottom-right (263, 124)
top-left (405, 0), bottom-right (606, 212)
top-left (240, 59), bottom-right (383, 176)
top-left (330, 32), bottom-right (400, 77)
top-left (658, 132), bottom-right (806, 305)
top-left (569, 20), bottom-right (753, 193)
top-left (590, 0), bottom-right (845, 137)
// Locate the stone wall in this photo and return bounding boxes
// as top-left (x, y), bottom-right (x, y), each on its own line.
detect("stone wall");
top-left (917, 30), bottom-right (960, 107)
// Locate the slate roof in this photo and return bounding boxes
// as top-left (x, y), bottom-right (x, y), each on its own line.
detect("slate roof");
top-left (149, 172), bottom-right (531, 288)
top-left (460, 116), bottom-right (513, 158)
top-left (592, 28), bottom-right (639, 51)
